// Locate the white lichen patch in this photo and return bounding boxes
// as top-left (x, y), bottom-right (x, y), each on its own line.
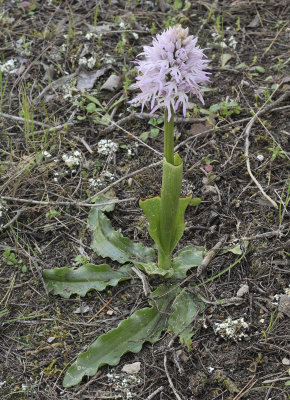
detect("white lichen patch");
top-left (0, 59), bottom-right (18, 74)
top-left (106, 372), bottom-right (141, 399)
top-left (272, 285), bottom-right (290, 305)
top-left (79, 55), bottom-right (96, 69)
top-left (211, 29), bottom-right (237, 49)
top-left (85, 32), bottom-right (100, 41)
top-left (213, 317), bottom-right (249, 340)
top-left (62, 78), bottom-right (79, 99)
top-left (104, 53), bottom-right (115, 64)
top-left (89, 177), bottom-right (102, 189)
top-left (42, 150), bottom-right (52, 158)
top-left (62, 150), bottom-right (81, 168)
top-left (228, 35), bottom-right (238, 49)
top-left (0, 199), bottom-right (8, 218)
top-left (97, 139), bottom-right (119, 156)
top-left (284, 285), bottom-right (290, 296)
top-left (89, 171), bottom-right (115, 190)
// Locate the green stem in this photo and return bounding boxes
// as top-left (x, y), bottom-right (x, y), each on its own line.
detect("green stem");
top-left (159, 155), bottom-right (183, 269)
top-left (164, 106), bottom-right (174, 165)
top-left (158, 251), bottom-right (172, 271)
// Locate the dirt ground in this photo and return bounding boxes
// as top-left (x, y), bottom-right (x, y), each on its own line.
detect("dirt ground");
top-left (0, 0), bottom-right (290, 399)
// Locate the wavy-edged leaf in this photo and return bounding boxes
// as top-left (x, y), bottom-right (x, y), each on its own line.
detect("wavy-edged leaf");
top-left (171, 245), bottom-right (204, 279)
top-left (63, 284), bottom-right (177, 388)
top-left (139, 197), bottom-right (162, 250)
top-left (135, 261), bottom-right (172, 277)
top-left (88, 207), bottom-right (155, 264)
top-left (135, 245), bottom-right (204, 278)
top-left (43, 264), bottom-right (132, 298)
top-left (168, 290), bottom-right (204, 350)
top-left (90, 190), bottom-right (117, 212)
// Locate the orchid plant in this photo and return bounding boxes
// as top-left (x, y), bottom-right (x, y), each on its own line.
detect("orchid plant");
top-left (130, 25), bottom-right (209, 271)
top-left (43, 26), bottom-right (210, 388)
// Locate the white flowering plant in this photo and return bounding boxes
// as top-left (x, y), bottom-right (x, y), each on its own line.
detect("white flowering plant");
top-left (43, 26), bottom-right (211, 388)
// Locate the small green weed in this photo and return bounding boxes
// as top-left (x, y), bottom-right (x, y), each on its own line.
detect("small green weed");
top-left (74, 254), bottom-right (90, 266)
top-left (200, 100), bottom-right (241, 118)
top-left (45, 209), bottom-right (61, 219)
top-left (2, 247), bottom-right (28, 273)
top-left (0, 70), bottom-right (8, 112)
top-left (267, 142), bottom-right (286, 162)
top-left (140, 117), bottom-right (163, 141)
top-left (261, 311), bottom-right (281, 339)
top-left (279, 180), bottom-right (290, 226)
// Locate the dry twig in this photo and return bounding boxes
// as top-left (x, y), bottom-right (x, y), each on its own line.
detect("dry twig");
top-left (242, 89), bottom-right (290, 209)
top-left (197, 234), bottom-right (228, 277)
top-left (100, 112), bottom-right (206, 134)
top-left (0, 196), bottom-right (135, 208)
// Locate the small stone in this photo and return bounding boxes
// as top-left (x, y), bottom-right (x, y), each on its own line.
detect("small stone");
top-left (237, 284), bottom-right (249, 297)
top-left (73, 304), bottom-right (90, 314)
top-left (282, 357), bottom-right (290, 366)
top-left (101, 74), bottom-right (122, 91)
top-left (122, 362), bottom-right (141, 374)
top-left (256, 154), bottom-right (264, 162)
top-left (279, 295), bottom-right (290, 317)
top-left (106, 310), bottom-right (114, 316)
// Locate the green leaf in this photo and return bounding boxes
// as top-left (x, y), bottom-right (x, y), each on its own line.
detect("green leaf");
top-left (108, 95), bottom-right (125, 112)
top-left (256, 66), bottom-right (265, 73)
top-left (173, 0), bottom-right (183, 10)
top-left (236, 62), bottom-right (247, 69)
top-left (84, 94), bottom-right (104, 110)
top-left (90, 191), bottom-right (117, 212)
top-left (285, 380), bottom-right (290, 387)
top-left (140, 131), bottom-right (149, 141)
top-left (220, 53), bottom-right (232, 69)
top-left (63, 284), bottom-right (177, 387)
top-left (88, 207), bottom-right (155, 264)
top-left (209, 103), bottom-right (221, 113)
top-left (171, 245), bottom-right (204, 279)
top-left (140, 156), bottom-right (191, 269)
top-left (134, 261), bottom-right (174, 277)
top-left (225, 101), bottom-right (239, 107)
top-left (43, 264), bottom-right (132, 298)
top-left (86, 103), bottom-right (96, 113)
top-left (140, 197), bottom-right (162, 249)
top-left (190, 197), bottom-right (202, 206)
top-left (134, 245), bottom-right (203, 279)
top-left (168, 290), bottom-right (204, 350)
top-left (150, 128), bottom-right (159, 138)
top-left (199, 108), bottom-right (212, 115)
top-left (140, 195), bottom-right (191, 268)
top-left (222, 241), bottom-right (249, 255)
top-left (45, 209), bottom-right (61, 219)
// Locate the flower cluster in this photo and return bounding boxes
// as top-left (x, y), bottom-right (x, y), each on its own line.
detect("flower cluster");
top-left (130, 25), bottom-right (210, 120)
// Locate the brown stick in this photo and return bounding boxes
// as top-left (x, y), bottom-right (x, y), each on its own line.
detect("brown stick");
top-left (197, 234), bottom-right (228, 277)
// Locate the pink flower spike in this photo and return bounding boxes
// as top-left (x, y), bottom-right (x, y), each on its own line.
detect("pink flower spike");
top-left (21, 1), bottom-right (30, 7)
top-left (129, 25), bottom-right (210, 121)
